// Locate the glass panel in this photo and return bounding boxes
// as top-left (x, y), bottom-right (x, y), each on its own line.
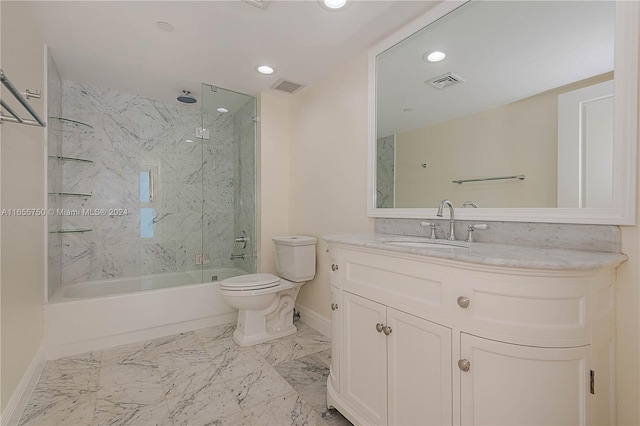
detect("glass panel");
top-left (201, 84), bottom-right (257, 282)
top-left (139, 94), bottom-right (204, 285)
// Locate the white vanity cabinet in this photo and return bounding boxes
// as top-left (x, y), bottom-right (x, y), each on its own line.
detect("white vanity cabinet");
top-left (326, 243), bottom-right (617, 426)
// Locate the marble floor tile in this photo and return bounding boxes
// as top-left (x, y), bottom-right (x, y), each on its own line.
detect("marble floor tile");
top-left (19, 321), bottom-right (353, 426)
top-left (194, 322), bottom-right (236, 345)
top-left (166, 380), bottom-right (241, 425)
top-left (253, 336), bottom-right (308, 366)
top-left (152, 331), bottom-right (204, 354)
top-left (226, 364), bottom-right (296, 409)
top-left (240, 390), bottom-right (328, 426)
top-left (94, 381), bottom-right (169, 426)
top-left (276, 354), bottom-right (351, 426)
top-left (275, 354), bottom-right (331, 409)
top-left (19, 390), bottom-right (97, 426)
top-left (100, 340), bottom-right (156, 367)
top-left (312, 348), bottom-right (332, 368)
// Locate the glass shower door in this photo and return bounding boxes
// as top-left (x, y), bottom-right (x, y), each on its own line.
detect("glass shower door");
top-left (201, 84), bottom-right (257, 280)
top-left (138, 94), bottom-right (204, 288)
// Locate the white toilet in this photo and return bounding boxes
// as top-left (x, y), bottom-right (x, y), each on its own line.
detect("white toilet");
top-left (220, 235), bottom-right (317, 347)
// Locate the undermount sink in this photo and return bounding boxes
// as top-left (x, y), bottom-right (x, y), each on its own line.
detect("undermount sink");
top-left (383, 239), bottom-right (470, 249)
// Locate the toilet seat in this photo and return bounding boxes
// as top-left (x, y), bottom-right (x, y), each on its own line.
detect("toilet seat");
top-left (220, 273), bottom-right (280, 291)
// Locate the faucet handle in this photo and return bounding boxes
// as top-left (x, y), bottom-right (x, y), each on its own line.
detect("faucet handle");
top-left (420, 222), bottom-right (437, 239)
top-left (466, 224), bottom-right (488, 243)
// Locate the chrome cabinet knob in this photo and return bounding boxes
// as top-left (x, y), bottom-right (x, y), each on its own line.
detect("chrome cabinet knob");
top-left (382, 326), bottom-right (392, 336)
top-left (458, 359), bottom-right (471, 372)
top-left (331, 303), bottom-right (338, 311)
top-left (457, 296), bottom-right (470, 308)
top-left (331, 264), bottom-right (339, 271)
top-left (376, 323), bottom-right (384, 333)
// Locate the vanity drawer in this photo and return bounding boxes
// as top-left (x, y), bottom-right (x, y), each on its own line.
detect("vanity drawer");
top-left (454, 273), bottom-right (592, 346)
top-left (341, 249), bottom-right (453, 322)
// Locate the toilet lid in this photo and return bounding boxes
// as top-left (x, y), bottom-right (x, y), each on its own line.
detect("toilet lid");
top-left (220, 273), bottom-right (280, 291)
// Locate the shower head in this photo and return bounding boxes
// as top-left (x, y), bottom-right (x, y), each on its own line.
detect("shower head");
top-left (177, 90), bottom-right (197, 104)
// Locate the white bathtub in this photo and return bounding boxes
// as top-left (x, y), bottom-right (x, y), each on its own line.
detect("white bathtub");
top-left (45, 268), bottom-right (244, 359)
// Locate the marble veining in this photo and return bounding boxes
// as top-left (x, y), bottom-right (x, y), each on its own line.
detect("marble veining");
top-left (53, 80), bottom-right (257, 288)
top-left (374, 218), bottom-right (622, 253)
top-left (19, 322), bottom-right (350, 426)
top-left (325, 233), bottom-right (627, 271)
top-left (376, 136), bottom-right (395, 208)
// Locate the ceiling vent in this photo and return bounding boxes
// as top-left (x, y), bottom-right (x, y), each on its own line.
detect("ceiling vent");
top-left (425, 72), bottom-right (466, 90)
top-left (271, 79), bottom-right (305, 95)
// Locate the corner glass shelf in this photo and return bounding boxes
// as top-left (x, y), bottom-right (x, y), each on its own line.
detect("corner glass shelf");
top-left (49, 229), bottom-right (93, 234)
top-left (48, 192), bottom-right (92, 198)
top-left (49, 155), bottom-right (94, 164)
top-left (49, 117), bottom-right (93, 133)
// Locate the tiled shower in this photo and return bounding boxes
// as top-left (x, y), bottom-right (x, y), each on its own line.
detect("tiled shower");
top-left (47, 54), bottom-right (256, 298)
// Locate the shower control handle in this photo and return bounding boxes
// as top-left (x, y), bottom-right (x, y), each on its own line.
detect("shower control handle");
top-left (235, 231), bottom-right (249, 249)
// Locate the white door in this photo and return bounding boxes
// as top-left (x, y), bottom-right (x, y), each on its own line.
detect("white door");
top-left (387, 308), bottom-right (452, 426)
top-left (341, 291), bottom-right (388, 425)
top-left (460, 333), bottom-right (591, 426)
top-left (558, 80), bottom-right (614, 208)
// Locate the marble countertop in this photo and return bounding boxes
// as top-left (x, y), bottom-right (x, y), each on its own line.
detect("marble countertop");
top-left (324, 234), bottom-right (628, 271)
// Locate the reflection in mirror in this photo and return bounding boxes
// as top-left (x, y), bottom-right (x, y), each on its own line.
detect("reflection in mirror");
top-left (375, 1), bottom-right (615, 209)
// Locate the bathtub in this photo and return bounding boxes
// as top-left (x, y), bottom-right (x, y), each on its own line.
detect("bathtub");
top-left (45, 268), bottom-right (244, 359)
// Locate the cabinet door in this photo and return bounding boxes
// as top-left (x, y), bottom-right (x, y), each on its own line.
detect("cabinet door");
top-left (460, 333), bottom-right (590, 426)
top-left (341, 291), bottom-right (388, 425)
top-left (387, 308), bottom-right (452, 426)
top-left (329, 287), bottom-right (341, 391)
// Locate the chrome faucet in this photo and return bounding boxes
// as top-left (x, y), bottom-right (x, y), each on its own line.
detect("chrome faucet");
top-left (437, 199), bottom-right (456, 241)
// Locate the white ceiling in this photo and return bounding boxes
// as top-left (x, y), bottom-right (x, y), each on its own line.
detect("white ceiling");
top-left (376, 1), bottom-right (615, 137)
top-left (28, 0), bottom-right (438, 106)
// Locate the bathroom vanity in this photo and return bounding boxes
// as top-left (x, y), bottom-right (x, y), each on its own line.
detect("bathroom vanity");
top-left (325, 234), bottom-right (626, 426)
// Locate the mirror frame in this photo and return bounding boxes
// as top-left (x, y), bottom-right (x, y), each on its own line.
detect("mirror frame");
top-left (367, 1), bottom-right (638, 225)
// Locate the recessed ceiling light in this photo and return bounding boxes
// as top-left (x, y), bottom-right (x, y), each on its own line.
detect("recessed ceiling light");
top-left (217, 107), bottom-right (229, 113)
top-left (156, 21), bottom-right (174, 32)
top-left (257, 65), bottom-right (275, 75)
top-left (321, 0), bottom-right (347, 10)
top-left (423, 50), bottom-right (446, 63)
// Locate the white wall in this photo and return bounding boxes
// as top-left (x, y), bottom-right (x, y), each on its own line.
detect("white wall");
top-left (258, 93), bottom-right (291, 274)
top-left (288, 53), bottom-right (375, 318)
top-left (0, 1), bottom-right (46, 411)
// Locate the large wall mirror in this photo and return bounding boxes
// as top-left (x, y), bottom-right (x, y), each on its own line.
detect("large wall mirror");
top-left (368, 1), bottom-right (638, 224)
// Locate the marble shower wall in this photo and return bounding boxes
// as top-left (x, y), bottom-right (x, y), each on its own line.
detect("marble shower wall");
top-left (47, 52), bottom-right (63, 297)
top-left (55, 80), bottom-right (254, 285)
top-left (376, 135), bottom-right (395, 208)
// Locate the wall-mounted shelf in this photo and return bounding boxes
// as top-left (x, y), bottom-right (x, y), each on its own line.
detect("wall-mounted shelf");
top-left (452, 174), bottom-right (526, 185)
top-left (49, 229), bottom-right (93, 234)
top-left (49, 155), bottom-right (94, 164)
top-left (48, 192), bottom-right (92, 198)
top-left (49, 116), bottom-right (94, 133)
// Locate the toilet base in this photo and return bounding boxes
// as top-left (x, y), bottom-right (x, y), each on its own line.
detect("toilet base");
top-left (232, 324), bottom-right (297, 347)
top-left (230, 285), bottom-right (301, 347)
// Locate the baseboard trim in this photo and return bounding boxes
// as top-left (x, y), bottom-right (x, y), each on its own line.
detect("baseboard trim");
top-left (295, 304), bottom-right (331, 338)
top-left (1, 344), bottom-right (47, 426)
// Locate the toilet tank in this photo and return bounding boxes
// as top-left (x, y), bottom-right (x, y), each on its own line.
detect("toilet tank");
top-left (272, 236), bottom-right (317, 282)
